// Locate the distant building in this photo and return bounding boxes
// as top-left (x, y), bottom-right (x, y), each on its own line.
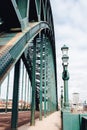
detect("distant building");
top-left (0, 99), bottom-right (31, 109)
top-left (0, 100), bottom-right (3, 108)
top-left (0, 99), bottom-right (6, 108)
top-left (8, 99), bottom-right (12, 109)
top-left (72, 92), bottom-right (79, 105)
top-left (83, 104), bottom-right (87, 111)
top-left (18, 100), bottom-right (31, 109)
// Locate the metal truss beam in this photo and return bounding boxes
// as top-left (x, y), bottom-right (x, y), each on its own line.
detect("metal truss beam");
top-left (0, 22), bottom-right (49, 84)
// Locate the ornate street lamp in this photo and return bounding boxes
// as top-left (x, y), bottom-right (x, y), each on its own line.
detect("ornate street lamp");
top-left (61, 45), bottom-right (70, 110)
top-left (61, 45), bottom-right (69, 66)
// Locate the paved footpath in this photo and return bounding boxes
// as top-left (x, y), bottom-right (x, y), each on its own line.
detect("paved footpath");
top-left (18, 111), bottom-right (61, 130)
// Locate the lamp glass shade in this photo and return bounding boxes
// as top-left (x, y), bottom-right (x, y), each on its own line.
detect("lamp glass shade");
top-left (61, 45), bottom-right (69, 56)
top-left (62, 54), bottom-right (69, 66)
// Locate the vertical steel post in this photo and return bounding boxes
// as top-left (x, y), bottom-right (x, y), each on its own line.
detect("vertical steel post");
top-left (62, 65), bottom-right (70, 110)
top-left (44, 56), bottom-right (47, 117)
top-left (46, 41), bottom-right (49, 115)
top-left (30, 40), bottom-right (36, 126)
top-left (11, 59), bottom-right (20, 130)
top-left (39, 37), bottom-right (43, 120)
top-left (47, 45), bottom-right (51, 114)
top-left (24, 71), bottom-right (27, 109)
top-left (62, 64), bottom-right (69, 109)
top-left (27, 77), bottom-right (30, 110)
top-left (0, 84), bottom-right (1, 98)
top-left (64, 75), bottom-right (69, 108)
top-left (45, 38), bottom-right (57, 113)
top-left (44, 39), bottom-right (47, 118)
top-left (61, 86), bottom-right (63, 109)
top-left (21, 63), bottom-right (24, 110)
top-left (5, 73), bottom-right (10, 113)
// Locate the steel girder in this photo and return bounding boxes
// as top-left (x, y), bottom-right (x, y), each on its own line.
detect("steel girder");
top-left (0, 22), bottom-right (49, 84)
top-left (28, 35), bottom-right (57, 125)
top-left (0, 0), bottom-right (58, 129)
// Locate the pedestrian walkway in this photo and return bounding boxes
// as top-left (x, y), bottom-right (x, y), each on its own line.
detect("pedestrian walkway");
top-left (18, 111), bottom-right (61, 130)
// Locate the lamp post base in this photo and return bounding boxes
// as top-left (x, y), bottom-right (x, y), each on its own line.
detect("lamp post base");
top-left (63, 102), bottom-right (70, 112)
top-left (63, 107), bottom-right (70, 112)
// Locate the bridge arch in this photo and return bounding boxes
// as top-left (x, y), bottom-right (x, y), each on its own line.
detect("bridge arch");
top-left (0, 0), bottom-right (58, 129)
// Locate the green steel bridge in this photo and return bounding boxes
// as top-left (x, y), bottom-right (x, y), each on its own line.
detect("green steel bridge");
top-left (0, 0), bottom-right (58, 129)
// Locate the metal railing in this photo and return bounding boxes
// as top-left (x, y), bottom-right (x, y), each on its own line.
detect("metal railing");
top-left (81, 116), bottom-right (87, 130)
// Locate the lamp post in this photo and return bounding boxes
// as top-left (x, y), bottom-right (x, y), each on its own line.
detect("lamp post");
top-left (61, 86), bottom-right (63, 109)
top-left (61, 45), bottom-right (70, 110)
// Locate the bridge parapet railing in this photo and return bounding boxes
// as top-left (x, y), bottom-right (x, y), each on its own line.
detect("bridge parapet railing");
top-left (81, 116), bottom-right (87, 130)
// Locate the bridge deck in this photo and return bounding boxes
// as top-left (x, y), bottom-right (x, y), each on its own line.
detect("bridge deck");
top-left (18, 111), bottom-right (61, 130)
top-left (0, 111), bottom-right (40, 130)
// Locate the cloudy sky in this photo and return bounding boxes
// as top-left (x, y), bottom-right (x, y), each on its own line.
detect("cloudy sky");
top-left (1, 0), bottom-right (87, 103)
top-left (50, 0), bottom-right (87, 102)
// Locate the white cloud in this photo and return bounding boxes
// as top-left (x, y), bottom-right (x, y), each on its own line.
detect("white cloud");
top-left (51, 0), bottom-right (87, 101)
top-left (51, 0), bottom-right (87, 31)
